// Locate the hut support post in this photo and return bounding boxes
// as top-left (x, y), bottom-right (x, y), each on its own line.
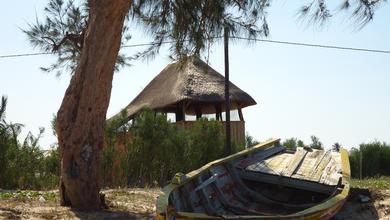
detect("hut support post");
top-left (224, 26), bottom-right (232, 155)
top-left (215, 104), bottom-right (222, 121)
top-left (175, 103), bottom-right (186, 122)
top-left (196, 106), bottom-right (202, 119)
top-left (238, 107), bottom-right (244, 121)
top-left (182, 102), bottom-right (186, 121)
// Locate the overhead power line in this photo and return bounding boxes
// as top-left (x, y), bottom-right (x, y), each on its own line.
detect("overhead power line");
top-left (0, 52), bottom-right (51, 59)
top-left (121, 41), bottom-right (176, 48)
top-left (0, 37), bottom-right (389, 59)
top-left (231, 36), bottom-right (390, 54)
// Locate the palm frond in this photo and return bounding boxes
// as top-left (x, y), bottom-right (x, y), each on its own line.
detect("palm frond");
top-left (0, 96), bottom-right (7, 121)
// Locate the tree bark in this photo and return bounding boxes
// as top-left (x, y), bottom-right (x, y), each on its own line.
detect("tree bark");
top-left (56, 0), bottom-right (131, 211)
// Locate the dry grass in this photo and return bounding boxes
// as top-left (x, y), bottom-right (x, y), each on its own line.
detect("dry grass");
top-left (0, 188), bottom-right (161, 220)
top-left (1, 186), bottom-right (389, 220)
top-left (351, 177), bottom-right (390, 190)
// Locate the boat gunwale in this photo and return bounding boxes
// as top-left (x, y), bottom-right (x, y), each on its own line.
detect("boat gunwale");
top-left (156, 138), bottom-right (351, 219)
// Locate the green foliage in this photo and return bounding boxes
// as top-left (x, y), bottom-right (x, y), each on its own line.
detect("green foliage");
top-left (102, 108), bottom-right (238, 187)
top-left (0, 95), bottom-right (59, 190)
top-left (283, 138), bottom-right (297, 150)
top-left (127, 109), bottom-right (188, 186)
top-left (351, 176), bottom-right (390, 190)
top-left (298, 0), bottom-right (385, 29)
top-left (101, 116), bottom-right (131, 187)
top-left (185, 118), bottom-right (225, 170)
top-left (41, 147), bottom-right (60, 189)
top-left (282, 136), bottom-right (327, 150)
top-left (332, 142), bottom-right (341, 152)
top-left (25, 0), bottom-right (384, 73)
top-left (14, 129), bottom-right (46, 189)
top-left (25, 0), bottom-right (272, 72)
top-left (133, 0), bottom-right (270, 59)
top-left (23, 0), bottom-right (131, 76)
top-left (297, 140), bottom-right (305, 148)
top-left (349, 141), bottom-right (390, 178)
top-left (349, 147), bottom-right (360, 178)
top-left (309, 135), bottom-right (323, 150)
top-left (245, 133), bottom-right (259, 148)
top-left (282, 137), bottom-right (307, 150)
top-left (0, 190), bottom-right (58, 202)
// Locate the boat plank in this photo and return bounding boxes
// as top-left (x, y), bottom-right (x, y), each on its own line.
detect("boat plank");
top-left (311, 152), bottom-right (332, 182)
top-left (156, 140), bottom-right (351, 219)
top-left (310, 151), bottom-right (327, 174)
top-left (319, 155), bottom-right (342, 185)
top-left (178, 184), bottom-right (195, 212)
top-left (292, 150), bottom-right (324, 180)
top-left (234, 145), bottom-right (285, 170)
top-left (239, 171), bottom-right (336, 194)
top-left (265, 154), bottom-right (292, 174)
top-left (281, 148), bottom-right (308, 177)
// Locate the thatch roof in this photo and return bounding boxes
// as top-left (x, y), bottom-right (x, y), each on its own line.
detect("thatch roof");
top-left (110, 57), bottom-right (256, 121)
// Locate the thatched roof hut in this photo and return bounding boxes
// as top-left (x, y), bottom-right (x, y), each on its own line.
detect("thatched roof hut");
top-left (110, 57), bottom-right (256, 122)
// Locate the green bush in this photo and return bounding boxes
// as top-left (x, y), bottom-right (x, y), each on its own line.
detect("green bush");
top-left (0, 96), bottom-right (59, 190)
top-left (245, 133), bottom-right (259, 148)
top-left (0, 97), bottom-right (241, 189)
top-left (101, 110), bottom-right (131, 187)
top-left (184, 118), bottom-right (225, 170)
top-left (41, 146), bottom-right (60, 189)
top-left (349, 147), bottom-right (360, 178)
top-left (282, 138), bottom-right (299, 150)
top-left (349, 141), bottom-right (390, 178)
top-left (103, 108), bottom-right (241, 187)
top-left (281, 136), bottom-right (320, 151)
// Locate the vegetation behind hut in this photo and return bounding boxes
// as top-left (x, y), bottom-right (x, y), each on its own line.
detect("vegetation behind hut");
top-left (103, 108), bottom-right (245, 187)
top-left (2, 95), bottom-right (390, 190)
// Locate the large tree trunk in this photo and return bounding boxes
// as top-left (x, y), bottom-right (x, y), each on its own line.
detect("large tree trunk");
top-left (56, 0), bottom-right (131, 210)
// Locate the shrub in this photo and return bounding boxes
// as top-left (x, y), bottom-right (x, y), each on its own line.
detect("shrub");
top-left (349, 141), bottom-right (390, 178)
top-left (281, 137), bottom-right (307, 150)
top-left (245, 133), bottom-right (259, 148)
top-left (103, 108), bottom-right (240, 187)
top-left (282, 138), bottom-right (298, 150)
top-left (41, 146), bottom-right (60, 189)
top-left (309, 135), bottom-right (323, 150)
top-left (184, 118), bottom-right (225, 170)
top-left (0, 96), bottom-right (59, 190)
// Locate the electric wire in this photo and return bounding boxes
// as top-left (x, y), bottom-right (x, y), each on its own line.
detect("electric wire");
top-left (0, 36), bottom-right (389, 59)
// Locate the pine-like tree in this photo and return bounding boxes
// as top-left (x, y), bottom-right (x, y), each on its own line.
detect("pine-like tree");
top-left (24, 0), bottom-right (385, 210)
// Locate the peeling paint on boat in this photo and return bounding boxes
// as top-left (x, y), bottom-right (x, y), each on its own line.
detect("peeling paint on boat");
top-left (156, 138), bottom-right (350, 220)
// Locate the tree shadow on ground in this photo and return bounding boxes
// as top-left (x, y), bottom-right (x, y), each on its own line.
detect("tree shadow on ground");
top-left (333, 188), bottom-right (382, 220)
top-left (0, 207), bottom-right (22, 220)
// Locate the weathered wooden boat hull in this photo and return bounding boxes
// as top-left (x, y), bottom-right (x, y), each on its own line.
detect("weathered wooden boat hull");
top-left (156, 138), bottom-right (350, 220)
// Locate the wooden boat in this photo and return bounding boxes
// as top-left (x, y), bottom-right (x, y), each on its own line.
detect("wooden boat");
top-left (156, 138), bottom-right (350, 219)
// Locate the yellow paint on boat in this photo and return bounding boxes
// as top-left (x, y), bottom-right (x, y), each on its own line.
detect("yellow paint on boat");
top-left (156, 138), bottom-right (351, 220)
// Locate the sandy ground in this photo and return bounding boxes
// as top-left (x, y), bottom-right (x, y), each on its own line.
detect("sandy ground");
top-left (333, 188), bottom-right (390, 220)
top-left (0, 188), bottom-right (161, 220)
top-left (0, 188), bottom-right (389, 220)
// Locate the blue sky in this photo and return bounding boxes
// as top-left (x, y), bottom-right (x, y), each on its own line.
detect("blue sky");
top-left (1, 1), bottom-right (389, 150)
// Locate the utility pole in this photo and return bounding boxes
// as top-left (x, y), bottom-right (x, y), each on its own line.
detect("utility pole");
top-left (224, 26), bottom-right (231, 156)
top-left (360, 151), bottom-right (363, 179)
